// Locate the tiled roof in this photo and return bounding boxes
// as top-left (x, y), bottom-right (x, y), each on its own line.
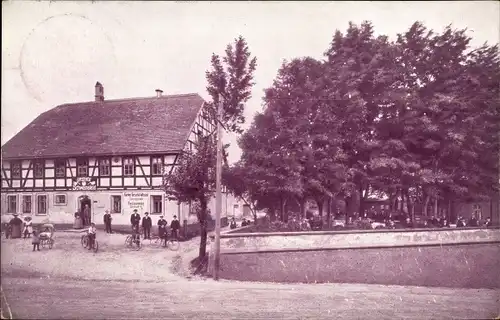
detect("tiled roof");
top-left (1, 93), bottom-right (205, 159)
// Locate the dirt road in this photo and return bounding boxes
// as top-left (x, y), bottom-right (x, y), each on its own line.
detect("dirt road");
top-left (3, 275), bottom-right (499, 319)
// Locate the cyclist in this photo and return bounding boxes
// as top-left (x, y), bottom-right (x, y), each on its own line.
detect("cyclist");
top-left (87, 222), bottom-right (97, 250)
top-left (130, 224), bottom-right (139, 244)
top-left (157, 216), bottom-right (168, 246)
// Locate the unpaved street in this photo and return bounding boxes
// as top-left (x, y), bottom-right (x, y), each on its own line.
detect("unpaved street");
top-left (2, 233), bottom-right (499, 319)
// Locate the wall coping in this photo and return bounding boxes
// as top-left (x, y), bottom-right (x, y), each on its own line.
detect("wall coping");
top-left (218, 226), bottom-right (500, 239)
top-left (221, 240), bottom-right (500, 255)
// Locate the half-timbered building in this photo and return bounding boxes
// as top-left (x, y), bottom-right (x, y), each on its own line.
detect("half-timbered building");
top-left (1, 82), bottom-right (239, 226)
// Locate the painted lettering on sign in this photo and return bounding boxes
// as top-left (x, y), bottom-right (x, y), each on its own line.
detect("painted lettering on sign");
top-left (124, 192), bottom-right (149, 212)
top-left (73, 177), bottom-right (97, 191)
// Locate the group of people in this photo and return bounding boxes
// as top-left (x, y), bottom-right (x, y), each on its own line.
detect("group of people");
top-left (3, 214), bottom-right (34, 239)
top-left (229, 217), bottom-right (253, 229)
top-left (129, 209), bottom-right (181, 241)
top-left (86, 209), bottom-right (182, 249)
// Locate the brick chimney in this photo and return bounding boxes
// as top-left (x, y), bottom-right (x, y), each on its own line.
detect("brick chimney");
top-left (95, 82), bottom-right (104, 101)
top-left (155, 89), bottom-right (163, 98)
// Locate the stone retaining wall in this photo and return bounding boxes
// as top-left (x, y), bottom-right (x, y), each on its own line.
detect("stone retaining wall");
top-left (210, 228), bottom-right (500, 288)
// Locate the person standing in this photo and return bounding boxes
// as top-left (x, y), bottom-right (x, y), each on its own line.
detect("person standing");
top-left (130, 209), bottom-right (141, 230)
top-left (170, 215), bottom-right (181, 240)
top-left (468, 214), bottom-right (478, 227)
top-left (103, 210), bottom-right (113, 234)
top-left (32, 229), bottom-right (40, 251)
top-left (23, 216), bottom-right (33, 238)
top-left (142, 212), bottom-right (152, 240)
top-left (83, 204), bottom-right (91, 226)
top-left (74, 211), bottom-right (83, 229)
top-left (9, 214), bottom-right (23, 239)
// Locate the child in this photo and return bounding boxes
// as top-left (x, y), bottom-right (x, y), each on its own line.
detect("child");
top-left (32, 229), bottom-right (40, 251)
top-left (23, 217), bottom-right (33, 238)
top-left (88, 223), bottom-right (97, 250)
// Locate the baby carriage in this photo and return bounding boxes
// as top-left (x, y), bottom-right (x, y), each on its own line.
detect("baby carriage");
top-left (39, 223), bottom-right (55, 249)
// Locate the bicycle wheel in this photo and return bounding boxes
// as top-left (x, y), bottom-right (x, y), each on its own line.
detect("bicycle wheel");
top-left (167, 239), bottom-right (180, 251)
top-left (125, 236), bottom-right (132, 247)
top-left (134, 239), bottom-right (142, 251)
top-left (81, 235), bottom-right (88, 248)
top-left (48, 239), bottom-right (54, 249)
top-left (149, 236), bottom-right (160, 246)
top-left (93, 240), bottom-right (99, 253)
top-left (40, 240), bottom-right (46, 248)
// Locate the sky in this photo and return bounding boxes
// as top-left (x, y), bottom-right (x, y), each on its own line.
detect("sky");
top-left (2, 1), bottom-right (499, 164)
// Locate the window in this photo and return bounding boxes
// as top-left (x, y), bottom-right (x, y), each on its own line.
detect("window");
top-left (37, 195), bottom-right (47, 215)
top-left (151, 157), bottom-right (163, 176)
top-left (7, 195), bottom-right (17, 213)
top-left (473, 204), bottom-right (482, 219)
top-left (112, 195), bottom-right (121, 213)
top-left (11, 162), bottom-right (21, 179)
top-left (22, 195), bottom-right (32, 213)
top-left (152, 196), bottom-right (162, 214)
top-left (55, 160), bottom-right (66, 178)
top-left (99, 158), bottom-right (110, 176)
top-left (54, 194), bottom-right (67, 205)
top-left (34, 161), bottom-right (44, 178)
top-left (123, 158), bottom-right (134, 176)
top-left (77, 159), bottom-right (88, 177)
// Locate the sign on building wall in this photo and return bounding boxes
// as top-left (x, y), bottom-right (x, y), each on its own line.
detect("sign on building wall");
top-left (72, 177), bottom-right (97, 191)
top-left (124, 192), bottom-right (149, 213)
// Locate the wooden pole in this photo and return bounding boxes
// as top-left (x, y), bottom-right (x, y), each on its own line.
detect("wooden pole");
top-left (213, 99), bottom-right (223, 280)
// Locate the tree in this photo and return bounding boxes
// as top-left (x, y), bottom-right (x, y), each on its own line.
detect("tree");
top-left (231, 111), bottom-right (304, 222)
top-left (324, 21), bottom-right (404, 218)
top-left (206, 35), bottom-right (257, 134)
top-left (163, 135), bottom-right (216, 259)
top-left (164, 36), bottom-right (257, 260)
top-left (395, 22), bottom-right (500, 217)
top-left (263, 57), bottom-right (347, 218)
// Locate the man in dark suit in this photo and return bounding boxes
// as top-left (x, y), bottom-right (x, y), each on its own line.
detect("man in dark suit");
top-left (103, 210), bottom-right (112, 234)
top-left (142, 212), bottom-right (152, 240)
top-left (170, 215), bottom-right (181, 240)
top-left (130, 209), bottom-right (141, 229)
top-left (83, 204), bottom-right (91, 226)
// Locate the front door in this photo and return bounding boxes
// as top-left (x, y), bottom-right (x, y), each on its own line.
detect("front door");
top-left (80, 196), bottom-right (92, 226)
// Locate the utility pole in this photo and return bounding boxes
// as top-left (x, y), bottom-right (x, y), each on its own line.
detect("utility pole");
top-left (213, 99), bottom-right (223, 280)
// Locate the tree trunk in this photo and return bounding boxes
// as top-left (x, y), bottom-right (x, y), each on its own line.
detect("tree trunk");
top-left (423, 194), bottom-right (430, 217)
top-left (359, 185), bottom-right (365, 217)
top-left (279, 196), bottom-right (284, 221)
top-left (447, 198), bottom-right (452, 221)
top-left (299, 198), bottom-right (306, 219)
top-left (282, 197), bottom-right (289, 223)
top-left (389, 193), bottom-right (396, 211)
top-left (326, 197), bottom-right (332, 228)
top-left (433, 197), bottom-right (438, 216)
top-left (404, 189), bottom-right (413, 219)
top-left (198, 198), bottom-right (208, 260)
top-left (345, 195), bottom-right (354, 224)
top-left (316, 198), bottom-right (324, 217)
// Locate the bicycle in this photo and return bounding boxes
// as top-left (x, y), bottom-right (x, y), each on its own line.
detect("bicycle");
top-left (81, 232), bottom-right (99, 253)
top-left (125, 234), bottom-right (142, 251)
top-left (149, 232), bottom-right (180, 251)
